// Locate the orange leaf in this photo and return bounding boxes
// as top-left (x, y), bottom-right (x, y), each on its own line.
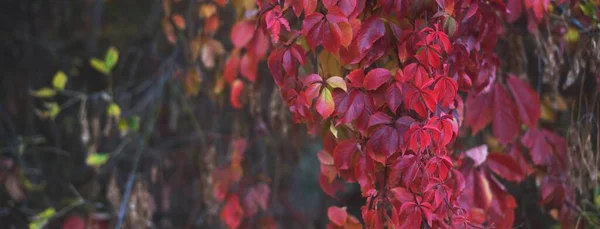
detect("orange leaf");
top-left (171, 14), bottom-right (186, 30)
top-left (230, 79), bottom-right (244, 109)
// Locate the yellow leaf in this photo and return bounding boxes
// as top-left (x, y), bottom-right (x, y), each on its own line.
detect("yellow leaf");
top-left (184, 67), bottom-right (203, 96)
top-left (198, 4), bottom-right (217, 18)
top-left (563, 27), bottom-right (579, 43)
top-left (52, 71), bottom-right (68, 91)
top-left (30, 87), bottom-right (56, 98)
top-left (326, 76), bottom-right (347, 92)
top-left (104, 46), bottom-right (119, 70)
top-left (540, 103), bottom-right (555, 122)
top-left (318, 51), bottom-right (342, 79)
top-left (214, 74), bottom-right (225, 95)
top-left (90, 58), bottom-right (110, 75)
top-left (107, 103), bottom-right (121, 119)
top-left (86, 153), bottom-right (110, 167)
top-left (329, 123), bottom-right (338, 138)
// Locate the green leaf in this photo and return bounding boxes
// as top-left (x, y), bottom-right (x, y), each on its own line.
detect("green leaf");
top-left (52, 71), bottom-right (68, 91)
top-left (90, 58), bottom-right (110, 75)
top-left (107, 103), bottom-right (121, 118)
top-left (104, 46), bottom-right (119, 70)
top-left (129, 116), bottom-right (140, 132)
top-left (44, 102), bottom-right (60, 120)
top-left (29, 208), bottom-right (55, 229)
top-left (30, 87), bottom-right (56, 98)
top-left (86, 152), bottom-right (110, 166)
top-left (579, 3), bottom-right (593, 17)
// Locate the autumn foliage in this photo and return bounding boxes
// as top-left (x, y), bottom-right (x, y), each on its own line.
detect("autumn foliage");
top-left (207, 0), bottom-right (596, 228)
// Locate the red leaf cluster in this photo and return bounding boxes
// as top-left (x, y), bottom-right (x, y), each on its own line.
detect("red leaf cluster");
top-left (219, 0), bottom-right (576, 228)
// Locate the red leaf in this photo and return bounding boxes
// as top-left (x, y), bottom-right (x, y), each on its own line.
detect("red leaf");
top-left (333, 139), bottom-right (358, 170)
top-left (318, 150), bottom-right (335, 165)
top-left (240, 53), bottom-right (257, 82)
top-left (521, 128), bottom-right (554, 166)
top-left (525, 0), bottom-right (548, 21)
top-left (363, 68), bottom-right (392, 90)
top-left (355, 16), bottom-right (385, 56)
top-left (316, 87), bottom-right (335, 119)
top-left (244, 183), bottom-right (270, 216)
top-left (366, 125), bottom-right (399, 164)
top-left (220, 195), bottom-right (245, 229)
top-left (338, 22), bottom-right (353, 47)
top-left (346, 69), bottom-right (365, 88)
top-left (230, 80), bottom-right (244, 109)
top-left (434, 76), bottom-right (458, 107)
top-left (355, 154), bottom-right (375, 193)
top-left (267, 48), bottom-right (284, 86)
top-left (231, 20), bottom-right (255, 48)
top-left (506, 74), bottom-right (541, 127)
top-left (61, 215), bottom-right (86, 229)
top-left (328, 206), bottom-right (348, 226)
top-left (246, 28), bottom-right (270, 60)
top-left (319, 174), bottom-right (344, 198)
top-left (465, 90), bottom-right (493, 134)
top-left (506, 0), bottom-right (523, 23)
top-left (492, 83), bottom-right (520, 144)
top-left (386, 82), bottom-right (403, 113)
top-left (302, 13), bottom-right (325, 50)
top-left (403, 63), bottom-right (429, 88)
top-left (367, 112), bottom-right (392, 128)
top-left (224, 50), bottom-right (241, 84)
top-left (322, 23), bottom-right (341, 54)
top-left (486, 153), bottom-right (525, 182)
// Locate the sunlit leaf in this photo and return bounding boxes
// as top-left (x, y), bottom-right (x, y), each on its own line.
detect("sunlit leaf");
top-left (104, 46), bottom-right (119, 70)
top-left (90, 58), bottom-right (110, 75)
top-left (52, 71), bottom-right (68, 91)
top-left (29, 208), bottom-right (55, 229)
top-left (326, 76), bottom-right (347, 92)
top-left (107, 103), bottom-right (121, 119)
top-left (43, 102), bottom-right (60, 120)
top-left (86, 152), bottom-right (110, 167)
top-left (30, 87), bottom-right (56, 98)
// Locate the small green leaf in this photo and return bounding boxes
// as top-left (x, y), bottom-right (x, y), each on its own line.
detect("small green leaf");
top-left (30, 87), bottom-right (56, 98)
top-left (52, 71), bottom-right (68, 91)
top-left (86, 152), bottom-right (109, 166)
top-left (44, 102), bottom-right (60, 120)
top-left (104, 46), bottom-right (119, 70)
top-left (90, 58), bottom-right (110, 75)
top-left (29, 208), bottom-right (55, 229)
top-left (107, 103), bottom-right (121, 118)
top-left (129, 116), bottom-right (140, 132)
